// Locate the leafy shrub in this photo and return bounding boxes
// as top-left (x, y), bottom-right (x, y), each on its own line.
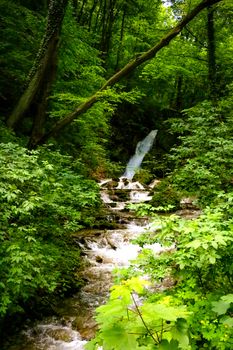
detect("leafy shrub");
top-left (168, 98), bottom-right (233, 204)
top-left (150, 180), bottom-right (182, 211)
top-left (0, 141), bottom-right (101, 317)
top-left (133, 168), bottom-right (154, 184)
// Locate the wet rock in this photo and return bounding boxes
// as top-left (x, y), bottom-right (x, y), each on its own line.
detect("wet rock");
top-left (109, 202), bottom-right (117, 208)
top-left (46, 328), bottom-right (72, 342)
top-left (99, 179), bottom-right (118, 189)
top-left (149, 179), bottom-right (161, 188)
top-left (95, 256), bottom-right (103, 263)
top-left (116, 177), bottom-right (130, 189)
top-left (72, 313), bottom-right (97, 340)
top-left (176, 209), bottom-right (202, 219)
top-left (114, 189), bottom-right (131, 201)
top-left (180, 196), bottom-right (198, 209)
top-left (106, 237), bottom-right (117, 250)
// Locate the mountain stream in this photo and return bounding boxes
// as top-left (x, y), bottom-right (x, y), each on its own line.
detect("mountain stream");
top-left (3, 178), bottom-right (174, 350)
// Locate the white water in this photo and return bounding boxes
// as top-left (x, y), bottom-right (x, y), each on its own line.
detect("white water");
top-left (123, 130), bottom-right (158, 180)
top-left (22, 322), bottom-right (87, 350)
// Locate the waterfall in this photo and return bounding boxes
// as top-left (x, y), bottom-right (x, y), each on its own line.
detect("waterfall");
top-left (123, 130), bottom-right (158, 180)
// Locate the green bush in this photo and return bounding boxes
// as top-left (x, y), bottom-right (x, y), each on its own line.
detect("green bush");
top-left (133, 168), bottom-right (154, 184)
top-left (0, 141), bottom-right (101, 317)
top-left (150, 180), bottom-right (181, 211)
top-left (169, 97), bottom-right (233, 204)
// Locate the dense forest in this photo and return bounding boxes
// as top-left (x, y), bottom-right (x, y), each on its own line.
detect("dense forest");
top-left (1, 0), bottom-right (233, 348)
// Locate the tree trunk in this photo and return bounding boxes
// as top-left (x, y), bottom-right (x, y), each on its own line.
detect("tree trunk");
top-left (207, 5), bottom-right (217, 99)
top-left (115, 7), bottom-right (126, 71)
top-left (175, 76), bottom-right (183, 110)
top-left (94, 0), bottom-right (103, 33)
top-left (7, 0), bottom-right (68, 137)
top-left (27, 39), bottom-right (58, 149)
top-left (77, 0), bottom-right (87, 24)
top-left (33, 0), bottom-right (223, 147)
top-left (88, 0), bottom-right (98, 31)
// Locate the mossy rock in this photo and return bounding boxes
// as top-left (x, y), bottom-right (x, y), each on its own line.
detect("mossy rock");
top-left (133, 169), bottom-right (153, 185)
top-left (114, 189), bottom-right (131, 201)
top-left (150, 180), bottom-right (181, 211)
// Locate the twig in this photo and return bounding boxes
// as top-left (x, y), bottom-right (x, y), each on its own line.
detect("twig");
top-left (160, 319), bottom-right (164, 340)
top-left (130, 293), bottom-right (160, 344)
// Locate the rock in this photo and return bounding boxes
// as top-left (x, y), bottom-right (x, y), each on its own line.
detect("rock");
top-left (46, 328), bottom-right (72, 342)
top-left (96, 256), bottom-right (103, 263)
top-left (180, 196), bottom-right (198, 209)
top-left (149, 179), bottom-right (161, 188)
top-left (72, 314), bottom-right (97, 340)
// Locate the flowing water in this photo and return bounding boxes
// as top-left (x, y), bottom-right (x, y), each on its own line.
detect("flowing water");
top-left (3, 179), bottom-right (167, 350)
top-left (123, 130), bottom-right (158, 180)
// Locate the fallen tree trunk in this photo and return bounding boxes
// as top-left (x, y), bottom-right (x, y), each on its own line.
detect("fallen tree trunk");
top-left (35, 0), bottom-right (222, 147)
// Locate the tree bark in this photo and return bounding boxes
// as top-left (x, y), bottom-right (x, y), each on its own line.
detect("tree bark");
top-left (175, 75), bottom-right (183, 110)
top-left (77, 0), bottom-right (88, 24)
top-left (207, 5), bottom-right (217, 99)
top-left (115, 7), bottom-right (126, 71)
top-left (7, 0), bottom-right (68, 139)
top-left (34, 0), bottom-right (223, 147)
top-left (27, 39), bottom-right (59, 149)
top-left (88, 0), bottom-right (98, 31)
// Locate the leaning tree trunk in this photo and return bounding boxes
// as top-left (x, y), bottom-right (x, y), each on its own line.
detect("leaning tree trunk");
top-left (34, 0), bottom-right (222, 147)
top-left (7, 0), bottom-right (68, 148)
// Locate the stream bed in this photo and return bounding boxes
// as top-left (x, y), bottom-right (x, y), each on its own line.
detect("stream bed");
top-left (3, 179), bottom-right (171, 350)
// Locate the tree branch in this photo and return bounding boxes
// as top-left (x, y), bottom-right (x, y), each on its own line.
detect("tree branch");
top-left (37, 0), bottom-right (222, 146)
top-left (131, 293), bottom-right (159, 344)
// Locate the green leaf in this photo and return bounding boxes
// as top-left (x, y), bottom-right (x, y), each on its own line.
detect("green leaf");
top-left (101, 324), bottom-right (138, 350)
top-left (212, 300), bottom-right (230, 315)
top-left (95, 299), bottom-right (127, 324)
top-left (209, 256), bottom-right (216, 264)
top-left (221, 294), bottom-right (233, 304)
top-left (141, 303), bottom-right (189, 322)
top-left (186, 240), bottom-right (201, 249)
top-left (222, 317), bottom-right (233, 327)
top-left (158, 339), bottom-right (180, 350)
top-left (212, 294), bottom-right (233, 315)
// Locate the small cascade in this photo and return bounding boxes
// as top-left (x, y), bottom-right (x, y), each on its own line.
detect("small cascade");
top-left (3, 177), bottom-right (163, 350)
top-left (99, 177), bottom-right (154, 210)
top-left (123, 130), bottom-right (158, 180)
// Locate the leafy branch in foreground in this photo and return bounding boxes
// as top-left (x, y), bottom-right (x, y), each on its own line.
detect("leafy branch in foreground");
top-left (86, 277), bottom-right (190, 350)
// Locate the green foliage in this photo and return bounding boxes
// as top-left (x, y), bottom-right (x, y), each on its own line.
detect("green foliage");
top-left (132, 198), bottom-right (233, 348)
top-left (169, 97), bottom-right (233, 203)
top-left (0, 140), bottom-right (101, 317)
top-left (0, 1), bottom-right (233, 348)
top-left (150, 180), bottom-right (182, 211)
top-left (86, 277), bottom-right (190, 350)
top-left (133, 168), bottom-right (154, 184)
top-left (0, 0), bottom-right (44, 112)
